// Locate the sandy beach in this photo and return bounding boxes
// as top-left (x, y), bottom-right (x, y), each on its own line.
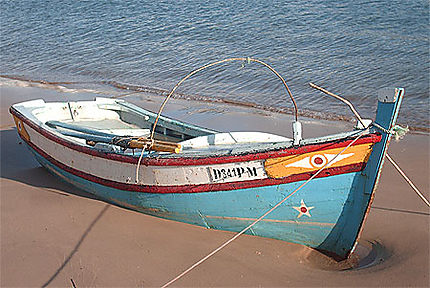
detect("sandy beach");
top-left (1, 83), bottom-right (429, 287)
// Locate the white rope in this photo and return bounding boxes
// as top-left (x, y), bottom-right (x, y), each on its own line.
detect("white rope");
top-left (135, 140), bottom-right (153, 183)
top-left (160, 129), bottom-right (368, 288)
top-left (386, 154), bottom-right (430, 207)
top-left (371, 122), bottom-right (393, 134)
top-left (135, 148), bottom-right (145, 183)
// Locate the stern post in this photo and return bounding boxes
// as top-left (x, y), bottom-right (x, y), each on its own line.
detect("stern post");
top-left (348, 87), bottom-right (405, 258)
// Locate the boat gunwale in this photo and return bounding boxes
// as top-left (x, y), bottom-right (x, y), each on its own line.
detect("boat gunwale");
top-left (10, 104), bottom-right (382, 167)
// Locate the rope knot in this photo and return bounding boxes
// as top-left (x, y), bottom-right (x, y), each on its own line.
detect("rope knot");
top-left (372, 123), bottom-right (409, 141)
top-left (146, 138), bottom-right (155, 150)
top-left (391, 125), bottom-right (409, 141)
top-left (241, 57), bottom-right (252, 69)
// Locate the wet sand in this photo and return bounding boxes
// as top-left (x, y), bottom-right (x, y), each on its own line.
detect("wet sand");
top-left (1, 84), bottom-right (429, 287)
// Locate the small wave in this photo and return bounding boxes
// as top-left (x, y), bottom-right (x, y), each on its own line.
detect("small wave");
top-left (2, 75), bottom-right (428, 134)
top-left (105, 80), bottom-right (430, 134)
top-left (0, 75), bottom-right (105, 95)
top-left (105, 80), bottom-right (360, 121)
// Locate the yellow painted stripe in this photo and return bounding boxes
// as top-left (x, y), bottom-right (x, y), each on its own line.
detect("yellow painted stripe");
top-left (12, 115), bottom-right (30, 141)
top-left (264, 143), bottom-right (374, 179)
top-left (205, 215), bottom-right (335, 227)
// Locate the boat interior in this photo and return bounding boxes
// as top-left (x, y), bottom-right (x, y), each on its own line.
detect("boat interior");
top-left (18, 98), bottom-right (295, 154)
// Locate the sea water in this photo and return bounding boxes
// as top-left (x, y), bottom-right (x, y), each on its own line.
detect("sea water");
top-left (1, 0), bottom-right (428, 130)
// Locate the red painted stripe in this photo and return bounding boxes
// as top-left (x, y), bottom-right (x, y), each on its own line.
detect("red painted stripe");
top-left (10, 106), bottom-right (382, 167)
top-left (10, 107), bottom-right (139, 164)
top-left (24, 135), bottom-right (367, 194)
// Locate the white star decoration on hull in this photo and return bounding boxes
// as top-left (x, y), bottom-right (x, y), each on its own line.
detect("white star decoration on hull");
top-left (293, 199), bottom-right (315, 218)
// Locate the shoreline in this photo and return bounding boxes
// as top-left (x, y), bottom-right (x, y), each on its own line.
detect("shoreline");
top-left (1, 75), bottom-right (428, 134)
top-left (1, 84), bottom-right (428, 287)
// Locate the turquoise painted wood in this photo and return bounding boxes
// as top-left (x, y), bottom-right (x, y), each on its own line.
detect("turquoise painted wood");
top-left (29, 146), bottom-right (359, 250)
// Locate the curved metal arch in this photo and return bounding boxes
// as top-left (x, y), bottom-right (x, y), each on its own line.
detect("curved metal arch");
top-left (150, 57), bottom-right (299, 140)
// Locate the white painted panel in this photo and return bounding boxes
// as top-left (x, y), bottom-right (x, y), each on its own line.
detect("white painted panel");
top-left (180, 131), bottom-right (291, 149)
top-left (25, 125), bottom-right (268, 187)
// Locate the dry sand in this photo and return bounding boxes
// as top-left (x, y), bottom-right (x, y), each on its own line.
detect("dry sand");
top-left (1, 84), bottom-right (429, 287)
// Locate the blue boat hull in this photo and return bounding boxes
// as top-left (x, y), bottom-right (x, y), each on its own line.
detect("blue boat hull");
top-left (31, 143), bottom-right (370, 258)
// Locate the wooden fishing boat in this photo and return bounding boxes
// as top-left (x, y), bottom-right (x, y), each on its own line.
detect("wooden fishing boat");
top-left (9, 59), bottom-right (404, 260)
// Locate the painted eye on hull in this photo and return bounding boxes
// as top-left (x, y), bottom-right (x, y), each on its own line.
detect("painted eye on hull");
top-left (265, 143), bottom-right (374, 179)
top-left (310, 155), bottom-right (327, 168)
top-left (284, 153), bottom-right (355, 169)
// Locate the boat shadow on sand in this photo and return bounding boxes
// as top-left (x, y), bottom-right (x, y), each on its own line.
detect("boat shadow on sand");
top-left (1, 128), bottom-right (97, 201)
top-left (1, 127), bottom-right (111, 287)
